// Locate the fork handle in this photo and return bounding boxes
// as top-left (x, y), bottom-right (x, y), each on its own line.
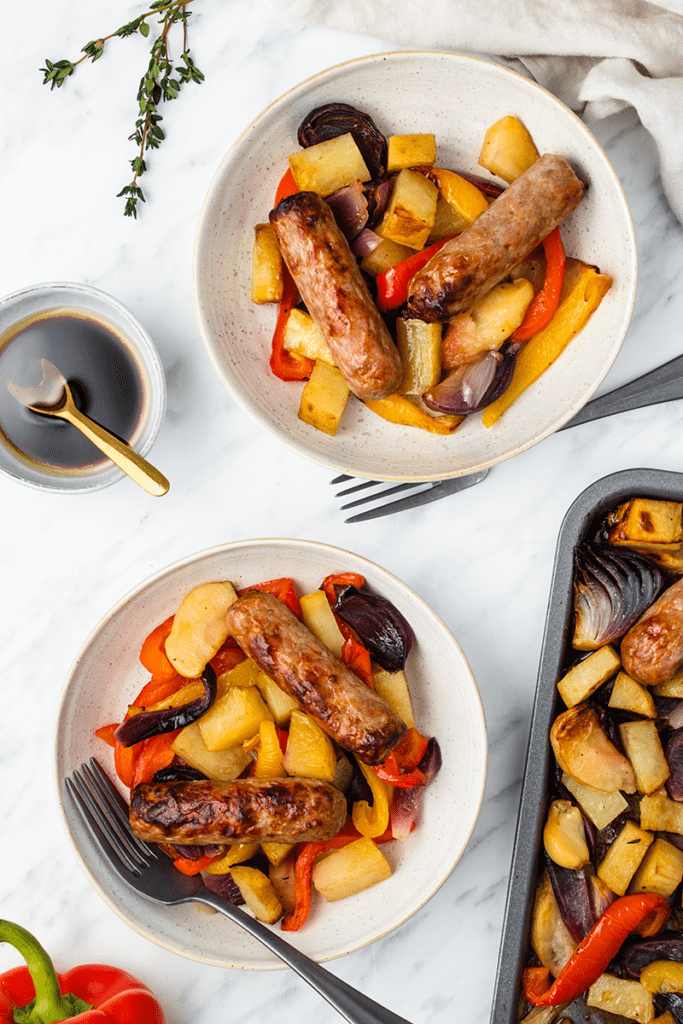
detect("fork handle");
top-left (188, 891), bottom-right (414, 1024)
top-left (561, 352), bottom-right (683, 429)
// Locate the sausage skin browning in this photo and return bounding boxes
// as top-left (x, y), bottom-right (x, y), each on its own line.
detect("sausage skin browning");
top-left (406, 154), bottom-right (586, 322)
top-left (225, 591), bottom-right (406, 764)
top-left (269, 191), bottom-right (403, 400)
top-left (130, 777), bottom-right (347, 845)
top-left (621, 576), bottom-right (683, 686)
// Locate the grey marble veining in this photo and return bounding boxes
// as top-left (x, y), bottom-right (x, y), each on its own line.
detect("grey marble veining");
top-left (1, 2), bottom-right (683, 1023)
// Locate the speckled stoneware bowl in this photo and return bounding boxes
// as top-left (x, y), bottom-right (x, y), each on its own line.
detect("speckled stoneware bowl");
top-left (55, 538), bottom-right (487, 969)
top-left (193, 51), bottom-right (637, 482)
top-left (0, 282), bottom-right (166, 493)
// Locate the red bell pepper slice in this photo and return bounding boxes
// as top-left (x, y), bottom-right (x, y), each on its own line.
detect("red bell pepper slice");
top-left (239, 577), bottom-right (303, 619)
top-left (371, 730), bottom-right (433, 788)
top-left (113, 734), bottom-right (138, 790)
top-left (139, 616), bottom-right (177, 682)
top-left (375, 237), bottom-right (454, 311)
top-left (522, 892), bottom-right (670, 1006)
top-left (372, 752), bottom-right (425, 789)
top-left (269, 269), bottom-right (314, 382)
top-left (130, 731), bottom-right (179, 789)
top-left (281, 824), bottom-right (394, 932)
top-left (321, 572), bottom-right (367, 606)
top-left (95, 723), bottom-right (117, 748)
top-left (274, 167), bottom-right (298, 206)
top-left (0, 920), bottom-right (165, 1023)
top-left (172, 852), bottom-right (222, 876)
top-left (340, 633), bottom-right (373, 687)
top-left (132, 673), bottom-right (185, 710)
top-left (209, 645), bottom-right (247, 676)
top-left (511, 226), bottom-right (566, 341)
top-left (268, 168), bottom-right (313, 382)
top-left (393, 727), bottom-right (431, 770)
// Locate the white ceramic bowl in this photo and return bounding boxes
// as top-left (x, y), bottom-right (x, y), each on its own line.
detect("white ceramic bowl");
top-left (194, 51), bottom-right (636, 482)
top-left (55, 538), bottom-right (487, 968)
top-left (0, 282), bottom-right (166, 493)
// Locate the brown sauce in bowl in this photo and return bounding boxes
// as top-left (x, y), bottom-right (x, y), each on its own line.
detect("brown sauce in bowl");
top-left (0, 308), bottom-right (144, 471)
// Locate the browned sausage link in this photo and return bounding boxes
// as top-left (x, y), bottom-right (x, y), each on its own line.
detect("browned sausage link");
top-left (225, 591), bottom-right (406, 764)
top-left (406, 154), bottom-right (586, 323)
top-left (621, 576), bottom-right (683, 686)
top-left (129, 777), bottom-right (348, 845)
top-left (269, 191), bottom-right (403, 400)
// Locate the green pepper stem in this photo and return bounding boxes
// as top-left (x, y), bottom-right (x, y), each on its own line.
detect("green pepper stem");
top-left (0, 921), bottom-right (91, 1023)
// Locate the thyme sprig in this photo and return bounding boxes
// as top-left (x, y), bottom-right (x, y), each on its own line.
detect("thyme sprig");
top-left (40, 0), bottom-right (204, 218)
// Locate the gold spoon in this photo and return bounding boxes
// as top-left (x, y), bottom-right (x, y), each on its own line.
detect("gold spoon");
top-left (7, 358), bottom-right (169, 496)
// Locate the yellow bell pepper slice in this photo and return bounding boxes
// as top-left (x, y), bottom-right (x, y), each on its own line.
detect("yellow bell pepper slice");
top-left (204, 843), bottom-right (260, 874)
top-left (364, 394), bottom-right (463, 434)
top-left (253, 719), bottom-right (285, 778)
top-left (482, 261), bottom-right (612, 428)
top-left (428, 167), bottom-right (489, 228)
top-left (352, 761), bottom-right (392, 838)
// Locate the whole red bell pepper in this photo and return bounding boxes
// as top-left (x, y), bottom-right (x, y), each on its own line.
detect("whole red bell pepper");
top-left (0, 920), bottom-right (165, 1023)
top-left (522, 893), bottom-right (670, 1006)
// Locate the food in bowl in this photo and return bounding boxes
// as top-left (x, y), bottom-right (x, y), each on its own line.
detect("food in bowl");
top-left (96, 570), bottom-right (441, 931)
top-left (518, 496), bottom-right (683, 1022)
top-left (251, 103), bottom-right (611, 438)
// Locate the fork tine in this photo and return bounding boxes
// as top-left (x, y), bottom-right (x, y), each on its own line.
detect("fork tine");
top-left (335, 479), bottom-right (382, 497)
top-left (66, 758), bottom-right (154, 874)
top-left (340, 481), bottom-right (428, 510)
top-left (330, 473), bottom-right (352, 484)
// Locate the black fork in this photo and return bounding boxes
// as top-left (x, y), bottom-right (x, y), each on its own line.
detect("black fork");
top-left (332, 353), bottom-right (683, 522)
top-left (65, 758), bottom-right (416, 1024)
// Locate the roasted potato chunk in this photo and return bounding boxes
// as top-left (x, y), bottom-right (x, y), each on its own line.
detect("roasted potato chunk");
top-left (289, 133), bottom-right (371, 195)
top-left (298, 360), bottom-right (351, 436)
top-left (478, 115), bottom-right (539, 183)
top-left (251, 223), bottom-right (283, 303)
top-left (379, 168), bottom-right (438, 249)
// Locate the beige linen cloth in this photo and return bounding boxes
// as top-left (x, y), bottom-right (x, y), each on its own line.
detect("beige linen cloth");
top-left (272, 0), bottom-right (683, 223)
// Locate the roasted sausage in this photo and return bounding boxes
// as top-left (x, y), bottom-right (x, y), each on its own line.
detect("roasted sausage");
top-left (225, 591), bottom-right (406, 764)
top-left (406, 154), bottom-right (586, 323)
top-left (269, 191), bottom-right (403, 400)
top-left (129, 777), bottom-right (347, 845)
top-left (621, 576), bottom-right (683, 686)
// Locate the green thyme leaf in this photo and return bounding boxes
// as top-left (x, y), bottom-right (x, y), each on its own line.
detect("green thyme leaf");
top-left (40, 0), bottom-right (202, 219)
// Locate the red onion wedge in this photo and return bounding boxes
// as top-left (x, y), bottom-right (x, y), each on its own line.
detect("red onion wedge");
top-left (325, 180), bottom-right (369, 240)
top-left (115, 664), bottom-right (217, 747)
top-left (572, 542), bottom-right (664, 651)
top-left (423, 342), bottom-right (520, 415)
top-left (352, 227), bottom-right (383, 259)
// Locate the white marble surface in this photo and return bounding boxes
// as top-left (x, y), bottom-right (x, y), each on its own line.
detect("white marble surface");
top-left (2, 2), bottom-right (683, 1022)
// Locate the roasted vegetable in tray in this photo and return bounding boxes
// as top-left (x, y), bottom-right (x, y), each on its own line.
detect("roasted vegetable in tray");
top-left (519, 497), bottom-right (683, 1023)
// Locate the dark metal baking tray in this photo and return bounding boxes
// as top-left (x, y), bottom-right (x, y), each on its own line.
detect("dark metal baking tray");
top-left (490, 467), bottom-right (683, 1024)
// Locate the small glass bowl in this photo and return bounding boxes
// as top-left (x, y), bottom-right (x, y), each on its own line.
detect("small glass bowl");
top-left (0, 282), bottom-right (166, 493)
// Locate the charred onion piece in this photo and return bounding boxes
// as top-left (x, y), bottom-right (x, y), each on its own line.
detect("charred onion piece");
top-left (297, 103), bottom-right (387, 179)
top-left (423, 342), bottom-right (520, 416)
top-left (333, 584), bottom-right (415, 673)
top-left (618, 935), bottom-right (683, 978)
top-left (201, 870), bottom-right (245, 905)
top-left (572, 541), bottom-right (664, 651)
top-left (545, 858), bottom-right (595, 943)
top-left (115, 664), bottom-right (217, 747)
top-left (325, 181), bottom-right (369, 240)
top-left (153, 765), bottom-right (207, 783)
top-left (667, 729), bottom-right (683, 801)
